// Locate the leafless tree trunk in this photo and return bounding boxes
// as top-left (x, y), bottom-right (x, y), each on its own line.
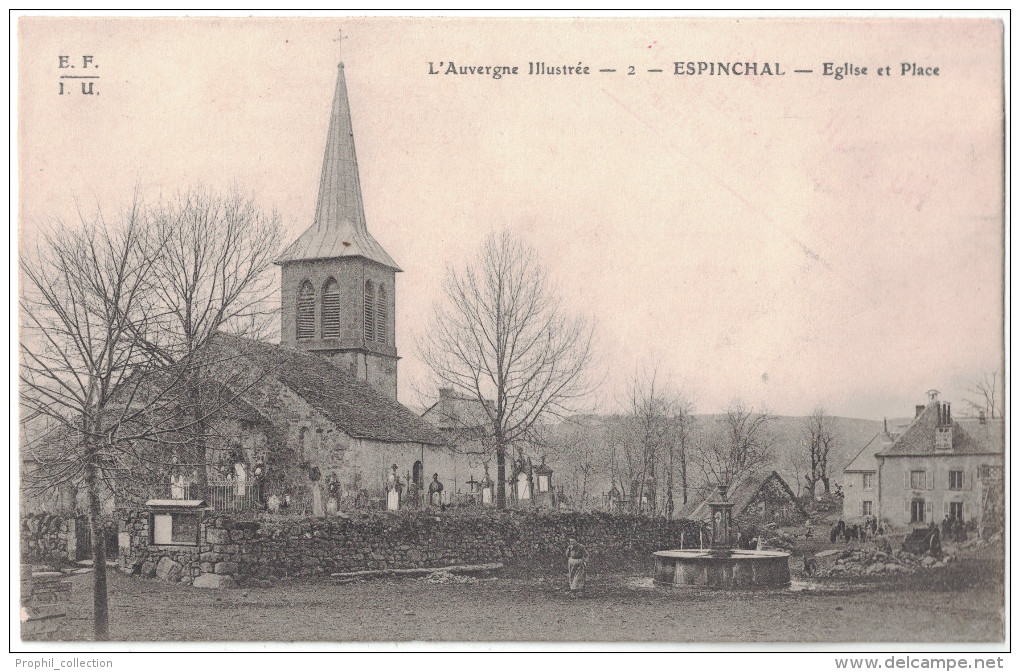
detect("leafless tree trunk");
top-left (803, 407), bottom-right (835, 499)
top-left (20, 201), bottom-right (159, 641)
top-left (558, 417), bottom-right (605, 509)
top-left (618, 367), bottom-right (695, 517)
top-left (698, 400), bottom-right (774, 489)
top-left (417, 231), bottom-right (598, 508)
top-left (137, 189), bottom-right (281, 498)
top-left (965, 370), bottom-right (1001, 420)
top-left (20, 192), bottom-right (276, 640)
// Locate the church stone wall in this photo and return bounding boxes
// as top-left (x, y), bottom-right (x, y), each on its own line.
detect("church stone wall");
top-left (118, 509), bottom-right (700, 585)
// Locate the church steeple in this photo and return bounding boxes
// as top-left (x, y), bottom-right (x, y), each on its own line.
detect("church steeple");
top-left (276, 63), bottom-right (400, 271)
top-left (277, 61), bottom-right (400, 401)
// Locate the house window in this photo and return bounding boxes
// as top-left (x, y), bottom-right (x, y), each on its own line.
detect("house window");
top-left (949, 501), bottom-right (964, 520)
top-left (296, 281), bottom-right (315, 340)
top-left (862, 473), bottom-right (875, 491)
top-left (935, 427), bottom-right (952, 451)
top-left (910, 470), bottom-right (926, 490)
top-left (376, 285), bottom-right (388, 345)
top-left (151, 512), bottom-right (200, 546)
top-left (322, 278), bottom-right (341, 339)
top-left (364, 281), bottom-right (376, 342)
top-left (909, 499), bottom-right (926, 523)
top-left (861, 500), bottom-right (873, 517)
top-left (948, 470), bottom-right (964, 490)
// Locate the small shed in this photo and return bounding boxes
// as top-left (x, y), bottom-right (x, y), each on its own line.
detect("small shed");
top-left (684, 472), bottom-right (807, 527)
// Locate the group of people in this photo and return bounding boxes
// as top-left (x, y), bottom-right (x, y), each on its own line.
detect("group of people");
top-left (940, 514), bottom-right (968, 543)
top-left (830, 516), bottom-right (883, 544)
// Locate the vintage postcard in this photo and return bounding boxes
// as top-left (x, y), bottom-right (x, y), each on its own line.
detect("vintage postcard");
top-left (13, 14), bottom-right (1007, 657)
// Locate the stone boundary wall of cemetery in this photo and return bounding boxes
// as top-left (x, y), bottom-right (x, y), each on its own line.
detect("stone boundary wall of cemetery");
top-left (118, 508), bottom-right (700, 586)
top-left (21, 513), bottom-right (71, 565)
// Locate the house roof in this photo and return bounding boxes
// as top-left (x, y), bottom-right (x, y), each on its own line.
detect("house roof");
top-left (876, 402), bottom-right (1003, 457)
top-left (275, 64), bottom-right (400, 271)
top-left (683, 470), bottom-right (806, 522)
top-left (217, 335), bottom-right (444, 446)
top-left (421, 389), bottom-right (494, 432)
top-left (843, 432), bottom-right (889, 473)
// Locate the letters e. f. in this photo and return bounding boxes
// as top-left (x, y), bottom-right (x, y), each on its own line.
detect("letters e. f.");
top-left (58, 55), bottom-right (95, 68)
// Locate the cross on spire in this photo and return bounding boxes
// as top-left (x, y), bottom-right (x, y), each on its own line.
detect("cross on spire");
top-left (333, 28), bottom-right (348, 61)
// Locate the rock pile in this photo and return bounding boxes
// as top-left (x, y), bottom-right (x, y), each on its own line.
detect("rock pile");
top-left (762, 531), bottom-right (797, 551)
top-left (959, 532), bottom-right (1002, 552)
top-left (816, 548), bottom-right (953, 577)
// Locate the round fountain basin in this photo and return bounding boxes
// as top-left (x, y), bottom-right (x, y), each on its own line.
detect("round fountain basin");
top-left (653, 549), bottom-right (791, 589)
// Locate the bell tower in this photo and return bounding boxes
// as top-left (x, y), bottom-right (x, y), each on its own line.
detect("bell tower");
top-left (276, 62), bottom-right (400, 400)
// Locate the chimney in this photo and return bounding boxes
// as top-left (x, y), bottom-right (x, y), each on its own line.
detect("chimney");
top-left (979, 409), bottom-right (987, 425)
top-left (439, 387), bottom-right (454, 400)
top-left (915, 404), bottom-right (925, 418)
top-left (883, 417), bottom-right (888, 434)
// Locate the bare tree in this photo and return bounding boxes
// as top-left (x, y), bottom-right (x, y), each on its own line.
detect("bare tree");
top-left (615, 368), bottom-right (695, 517)
top-left (135, 189), bottom-right (281, 497)
top-left (20, 201), bottom-right (166, 641)
top-left (20, 191), bottom-right (278, 640)
top-left (557, 416), bottom-right (607, 510)
top-left (417, 231), bottom-right (598, 508)
top-left (698, 400), bottom-right (774, 489)
top-left (965, 370), bottom-right (1001, 420)
top-left (803, 407), bottom-right (835, 500)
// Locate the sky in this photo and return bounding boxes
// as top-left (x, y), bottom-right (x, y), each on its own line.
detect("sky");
top-left (17, 17), bottom-right (1005, 420)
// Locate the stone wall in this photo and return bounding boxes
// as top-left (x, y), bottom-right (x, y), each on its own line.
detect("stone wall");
top-left (20, 566), bottom-right (72, 640)
top-left (20, 513), bottom-right (70, 565)
top-left (118, 508), bottom-right (701, 587)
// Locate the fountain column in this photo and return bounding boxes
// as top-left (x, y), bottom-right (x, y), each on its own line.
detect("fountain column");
top-left (708, 483), bottom-right (735, 549)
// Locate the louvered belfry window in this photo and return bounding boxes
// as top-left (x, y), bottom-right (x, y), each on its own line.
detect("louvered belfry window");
top-left (376, 285), bottom-right (388, 344)
top-left (322, 278), bottom-right (341, 339)
top-left (296, 281), bottom-right (315, 340)
top-left (364, 281), bottom-right (376, 342)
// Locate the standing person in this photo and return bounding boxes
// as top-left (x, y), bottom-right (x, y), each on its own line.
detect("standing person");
top-left (428, 473), bottom-right (445, 509)
top-left (566, 537), bottom-right (589, 595)
top-left (386, 464), bottom-right (402, 511)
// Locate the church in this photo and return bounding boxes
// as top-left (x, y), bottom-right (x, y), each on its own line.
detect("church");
top-left (23, 62), bottom-right (486, 516)
top-left (202, 61), bottom-right (488, 512)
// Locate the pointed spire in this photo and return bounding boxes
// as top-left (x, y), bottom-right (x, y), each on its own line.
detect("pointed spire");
top-left (313, 63), bottom-right (368, 235)
top-left (276, 63), bottom-right (400, 270)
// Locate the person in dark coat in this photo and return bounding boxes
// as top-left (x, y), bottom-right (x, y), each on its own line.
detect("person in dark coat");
top-left (566, 537), bottom-right (589, 595)
top-left (830, 519), bottom-right (845, 544)
top-left (428, 473), bottom-right (445, 509)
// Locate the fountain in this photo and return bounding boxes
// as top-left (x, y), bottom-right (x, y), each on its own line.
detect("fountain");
top-left (653, 483), bottom-right (791, 588)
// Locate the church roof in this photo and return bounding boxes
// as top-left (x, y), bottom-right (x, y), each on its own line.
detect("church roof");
top-left (276, 64), bottom-right (401, 271)
top-left (217, 335), bottom-right (443, 446)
